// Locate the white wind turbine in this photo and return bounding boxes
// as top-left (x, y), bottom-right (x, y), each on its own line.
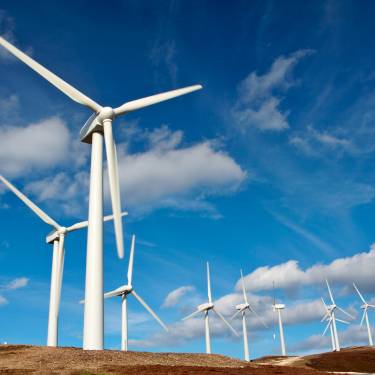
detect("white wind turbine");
top-left (321, 297), bottom-right (349, 351)
top-left (103, 234), bottom-right (168, 351)
top-left (272, 300), bottom-right (287, 356)
top-left (0, 174), bottom-right (126, 347)
top-left (182, 262), bottom-right (238, 354)
top-left (353, 282), bottom-right (375, 346)
top-left (321, 279), bottom-right (354, 351)
top-left (0, 36), bottom-right (202, 350)
top-left (231, 270), bottom-right (267, 361)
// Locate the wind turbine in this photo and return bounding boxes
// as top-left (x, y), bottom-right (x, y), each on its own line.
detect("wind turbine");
top-left (182, 262), bottom-right (238, 354)
top-left (0, 36), bottom-right (202, 349)
top-left (103, 234), bottom-right (168, 351)
top-left (353, 282), bottom-right (375, 346)
top-left (0, 174), bottom-right (126, 347)
top-left (272, 301), bottom-right (287, 356)
top-left (231, 270), bottom-right (267, 361)
top-left (322, 279), bottom-right (354, 351)
top-left (321, 297), bottom-right (349, 351)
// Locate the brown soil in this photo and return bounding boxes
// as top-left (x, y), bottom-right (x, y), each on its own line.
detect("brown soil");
top-left (299, 346), bottom-right (375, 373)
top-left (0, 344), bottom-right (342, 374)
top-left (255, 346), bottom-right (375, 373)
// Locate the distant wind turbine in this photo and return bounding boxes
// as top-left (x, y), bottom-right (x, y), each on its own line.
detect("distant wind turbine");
top-left (353, 282), bottom-right (375, 346)
top-left (103, 235), bottom-right (168, 351)
top-left (273, 301), bottom-right (287, 356)
top-left (321, 280), bottom-right (353, 351)
top-left (0, 174), bottom-right (126, 347)
top-left (0, 35), bottom-right (202, 350)
top-left (321, 297), bottom-right (349, 351)
top-left (231, 270), bottom-right (267, 361)
top-left (182, 262), bottom-right (238, 354)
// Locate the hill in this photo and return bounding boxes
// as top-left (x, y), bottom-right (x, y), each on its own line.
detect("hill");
top-left (1, 344), bottom-right (373, 374)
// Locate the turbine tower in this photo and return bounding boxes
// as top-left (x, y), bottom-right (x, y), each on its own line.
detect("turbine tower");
top-left (231, 270), bottom-right (267, 361)
top-left (182, 262), bottom-right (238, 354)
top-left (103, 235), bottom-right (168, 351)
top-left (0, 174), bottom-right (126, 347)
top-left (353, 282), bottom-right (375, 346)
top-left (0, 36), bottom-right (202, 350)
top-left (321, 279), bottom-right (353, 351)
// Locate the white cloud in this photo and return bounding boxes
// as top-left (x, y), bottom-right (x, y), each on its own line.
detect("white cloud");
top-left (17, 125), bottom-right (245, 218)
top-left (0, 295), bottom-right (8, 305)
top-left (162, 285), bottom-right (195, 308)
top-left (293, 324), bottom-right (369, 353)
top-left (116, 126), bottom-right (246, 215)
top-left (25, 171), bottom-right (89, 217)
top-left (0, 276), bottom-right (28, 307)
top-left (290, 125), bottom-right (352, 157)
top-left (0, 117), bottom-right (70, 177)
top-left (0, 94), bottom-right (18, 115)
top-left (130, 310), bottom-right (239, 349)
top-left (5, 277), bottom-right (28, 290)
top-left (237, 244), bottom-right (375, 293)
top-left (150, 40), bottom-right (178, 85)
top-left (232, 49), bottom-right (314, 131)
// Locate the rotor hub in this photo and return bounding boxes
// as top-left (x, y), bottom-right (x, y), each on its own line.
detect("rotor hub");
top-left (58, 227), bottom-right (67, 235)
top-left (98, 107), bottom-right (115, 121)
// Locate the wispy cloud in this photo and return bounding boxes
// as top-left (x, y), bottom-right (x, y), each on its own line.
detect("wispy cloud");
top-left (270, 211), bottom-right (335, 255)
top-left (0, 276), bottom-right (29, 307)
top-left (162, 285), bottom-right (195, 308)
top-left (232, 49), bottom-right (314, 131)
top-left (290, 125), bottom-right (352, 157)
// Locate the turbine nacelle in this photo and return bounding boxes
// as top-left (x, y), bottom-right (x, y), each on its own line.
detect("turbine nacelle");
top-left (112, 284), bottom-right (133, 297)
top-left (80, 107), bottom-right (116, 144)
top-left (236, 302), bottom-right (249, 311)
top-left (198, 302), bottom-right (214, 312)
top-left (46, 230), bottom-right (60, 244)
top-left (274, 303), bottom-right (285, 310)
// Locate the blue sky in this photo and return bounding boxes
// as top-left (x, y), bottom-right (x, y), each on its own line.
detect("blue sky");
top-left (1, 0), bottom-right (375, 359)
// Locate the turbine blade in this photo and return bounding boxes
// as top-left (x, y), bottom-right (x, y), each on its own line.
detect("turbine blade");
top-left (213, 309), bottom-right (239, 336)
top-left (103, 120), bottom-right (124, 259)
top-left (353, 283), bottom-right (367, 304)
top-left (104, 287), bottom-right (125, 299)
top-left (0, 37), bottom-right (101, 112)
top-left (336, 306), bottom-right (355, 320)
top-left (326, 279), bottom-right (335, 304)
top-left (321, 312), bottom-right (330, 322)
top-left (182, 309), bottom-right (201, 321)
top-left (360, 309), bottom-right (367, 327)
top-left (240, 269), bottom-right (248, 304)
top-left (66, 212), bottom-right (128, 232)
top-left (114, 84), bottom-right (203, 116)
top-left (249, 306), bottom-right (268, 328)
top-left (131, 290), bottom-right (168, 332)
top-left (0, 174), bottom-right (60, 229)
top-left (321, 297), bottom-right (328, 308)
top-left (322, 318), bottom-right (332, 336)
top-left (230, 309), bottom-right (242, 320)
top-left (336, 318), bottom-right (350, 324)
top-left (127, 235), bottom-right (135, 285)
top-left (207, 262), bottom-right (212, 303)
